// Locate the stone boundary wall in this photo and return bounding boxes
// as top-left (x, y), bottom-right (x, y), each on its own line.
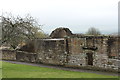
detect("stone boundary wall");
top-left (16, 51), bottom-right (37, 63)
top-left (1, 49), bottom-right (119, 72)
top-left (2, 49), bottom-right (16, 60)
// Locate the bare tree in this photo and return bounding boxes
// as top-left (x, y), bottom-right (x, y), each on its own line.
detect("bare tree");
top-left (0, 14), bottom-right (46, 49)
top-left (86, 27), bottom-right (101, 35)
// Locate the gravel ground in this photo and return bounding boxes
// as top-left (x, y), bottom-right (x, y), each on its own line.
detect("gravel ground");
top-left (2, 60), bottom-right (119, 77)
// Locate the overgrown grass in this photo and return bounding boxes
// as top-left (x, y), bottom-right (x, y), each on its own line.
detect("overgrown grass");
top-left (2, 61), bottom-right (118, 78)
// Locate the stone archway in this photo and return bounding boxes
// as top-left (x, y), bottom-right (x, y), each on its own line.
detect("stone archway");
top-left (49, 28), bottom-right (73, 38)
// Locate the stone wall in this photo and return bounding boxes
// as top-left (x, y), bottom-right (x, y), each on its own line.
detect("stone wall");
top-left (1, 36), bottom-right (119, 72)
top-left (1, 28), bottom-right (119, 72)
top-left (34, 38), bottom-right (67, 65)
top-left (65, 37), bottom-right (119, 72)
top-left (107, 37), bottom-right (119, 59)
top-left (2, 49), bottom-right (16, 60)
top-left (66, 38), bottom-right (86, 67)
top-left (67, 54), bottom-right (87, 67)
top-left (16, 51), bottom-right (37, 63)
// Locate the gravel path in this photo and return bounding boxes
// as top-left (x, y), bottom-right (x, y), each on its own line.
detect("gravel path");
top-left (2, 60), bottom-right (119, 77)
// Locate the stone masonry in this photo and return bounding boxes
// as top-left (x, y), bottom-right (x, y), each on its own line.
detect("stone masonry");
top-left (2, 28), bottom-right (120, 72)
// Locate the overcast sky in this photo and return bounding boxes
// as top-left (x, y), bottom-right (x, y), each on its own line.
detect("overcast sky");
top-left (0, 0), bottom-right (119, 34)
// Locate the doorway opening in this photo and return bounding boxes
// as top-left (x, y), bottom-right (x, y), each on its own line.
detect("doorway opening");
top-left (86, 53), bottom-right (93, 65)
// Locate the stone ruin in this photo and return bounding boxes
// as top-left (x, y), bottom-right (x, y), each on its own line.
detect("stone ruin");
top-left (50, 27), bottom-right (73, 38)
top-left (2, 27), bottom-right (120, 72)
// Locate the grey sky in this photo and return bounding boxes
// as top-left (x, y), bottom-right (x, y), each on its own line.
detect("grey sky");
top-left (0, 0), bottom-right (119, 34)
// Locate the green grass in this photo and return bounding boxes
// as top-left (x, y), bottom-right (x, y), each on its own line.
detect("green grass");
top-left (2, 61), bottom-right (118, 78)
top-left (0, 61), bottom-right (2, 79)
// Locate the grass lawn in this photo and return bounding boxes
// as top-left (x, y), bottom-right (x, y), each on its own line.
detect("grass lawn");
top-left (2, 61), bottom-right (118, 78)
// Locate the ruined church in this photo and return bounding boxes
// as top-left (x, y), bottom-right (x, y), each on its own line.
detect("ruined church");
top-left (2, 28), bottom-right (120, 72)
